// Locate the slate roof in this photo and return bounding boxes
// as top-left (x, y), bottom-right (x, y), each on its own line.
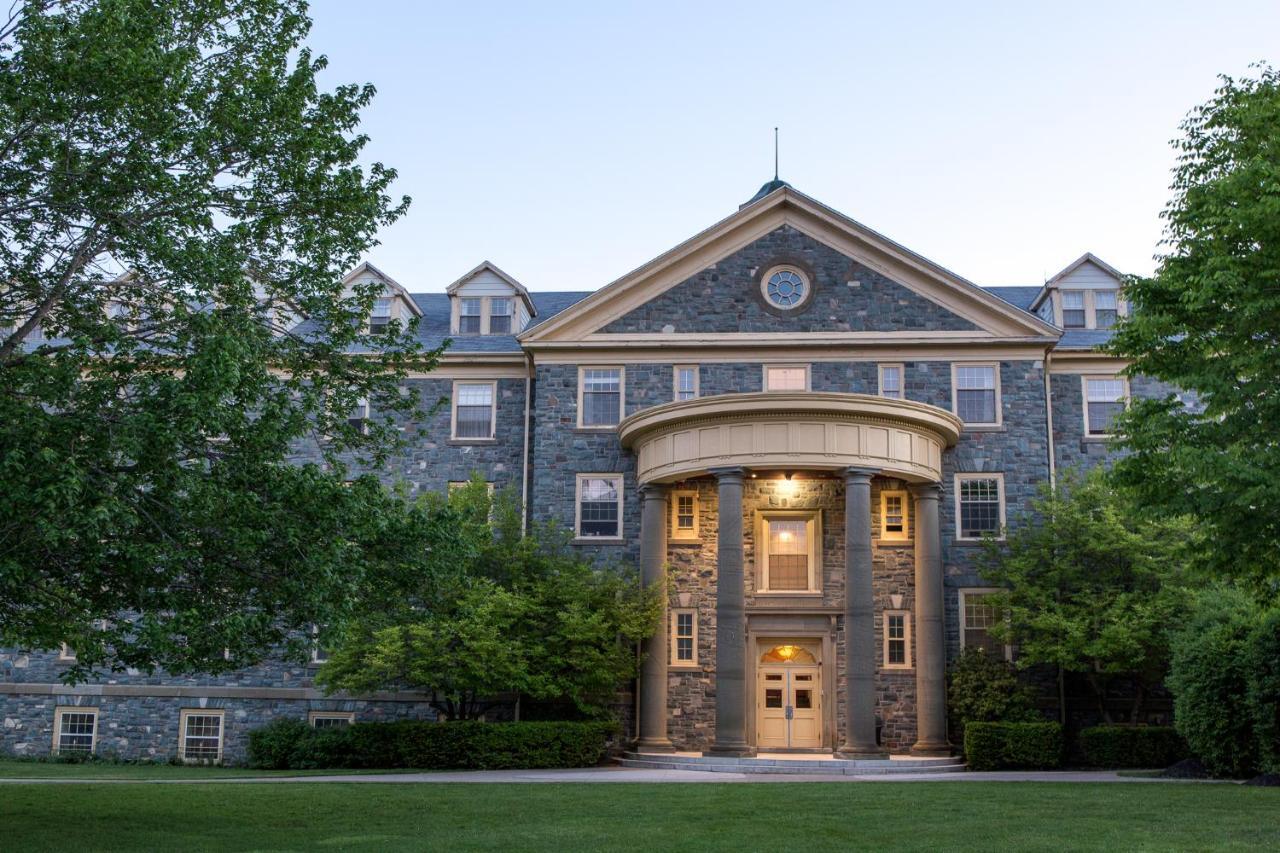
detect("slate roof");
top-left (980, 285), bottom-right (1044, 312)
top-left (404, 290), bottom-right (591, 354)
top-left (1056, 329), bottom-right (1116, 350)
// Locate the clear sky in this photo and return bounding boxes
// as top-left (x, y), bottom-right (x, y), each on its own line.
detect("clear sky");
top-left (306, 0), bottom-right (1279, 293)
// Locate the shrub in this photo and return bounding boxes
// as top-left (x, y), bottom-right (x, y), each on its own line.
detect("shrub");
top-left (1168, 588), bottom-right (1262, 777)
top-left (1078, 726), bottom-right (1188, 769)
top-left (247, 719), bottom-right (619, 771)
top-left (1247, 609), bottom-right (1280, 774)
top-left (964, 722), bottom-right (1064, 771)
top-left (947, 648), bottom-right (1039, 744)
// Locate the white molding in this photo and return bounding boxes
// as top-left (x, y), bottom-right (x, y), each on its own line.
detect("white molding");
top-left (178, 708), bottom-right (226, 764)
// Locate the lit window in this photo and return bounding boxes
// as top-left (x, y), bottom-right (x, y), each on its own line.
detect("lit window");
top-left (671, 490), bottom-right (698, 540)
top-left (453, 382), bottom-right (496, 439)
top-left (759, 513), bottom-right (819, 592)
top-left (956, 474), bottom-right (1004, 540)
top-left (954, 364), bottom-right (999, 425)
top-left (761, 266), bottom-right (810, 309)
top-left (1061, 291), bottom-right (1086, 328)
top-left (309, 712), bottom-right (355, 729)
top-left (765, 365), bottom-right (808, 391)
top-left (880, 490), bottom-right (909, 541)
top-left (458, 297), bottom-right (481, 334)
top-left (180, 710), bottom-right (225, 763)
top-left (960, 590), bottom-right (1010, 659)
top-left (579, 367), bottom-right (623, 427)
top-left (674, 365), bottom-right (698, 402)
top-left (1094, 291), bottom-right (1118, 329)
top-left (1085, 377), bottom-right (1128, 436)
top-left (671, 609), bottom-right (697, 665)
top-left (577, 475), bottom-right (623, 539)
top-left (369, 297), bottom-right (393, 332)
top-left (883, 612), bottom-right (911, 668)
top-left (53, 707), bottom-right (98, 754)
top-left (489, 297), bottom-right (512, 334)
top-left (878, 364), bottom-right (903, 399)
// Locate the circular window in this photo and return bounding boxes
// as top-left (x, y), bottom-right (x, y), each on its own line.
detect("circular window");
top-left (762, 266), bottom-right (810, 310)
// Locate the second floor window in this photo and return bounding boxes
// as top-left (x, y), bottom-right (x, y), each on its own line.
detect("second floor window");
top-left (459, 297), bottom-right (481, 333)
top-left (672, 609), bottom-right (697, 664)
top-left (1085, 377), bottom-right (1127, 436)
top-left (954, 364), bottom-right (998, 425)
top-left (489, 298), bottom-right (512, 334)
top-left (1061, 291), bottom-right (1086, 328)
top-left (879, 363), bottom-right (903, 399)
top-left (957, 475), bottom-right (1004, 539)
top-left (577, 475), bottom-right (623, 539)
top-left (961, 590), bottom-right (1009, 658)
top-left (880, 490), bottom-right (909, 541)
top-left (453, 382), bottom-right (495, 439)
top-left (759, 514), bottom-right (818, 592)
top-left (369, 298), bottom-right (393, 332)
top-left (580, 368), bottom-right (622, 427)
top-left (675, 366), bottom-right (698, 401)
top-left (1094, 291), bottom-right (1118, 329)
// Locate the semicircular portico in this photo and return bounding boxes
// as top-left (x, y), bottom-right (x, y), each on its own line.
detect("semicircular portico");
top-left (617, 391), bottom-right (961, 485)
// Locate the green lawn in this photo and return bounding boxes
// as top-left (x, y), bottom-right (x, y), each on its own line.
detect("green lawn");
top-left (1, 781), bottom-right (1277, 852)
top-left (0, 759), bottom-right (417, 780)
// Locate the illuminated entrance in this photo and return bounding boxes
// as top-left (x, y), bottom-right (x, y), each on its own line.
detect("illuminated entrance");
top-left (756, 643), bottom-right (822, 749)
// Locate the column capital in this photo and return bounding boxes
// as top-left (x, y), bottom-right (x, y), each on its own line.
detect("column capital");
top-left (708, 466), bottom-right (747, 484)
top-left (843, 466), bottom-right (878, 485)
top-left (638, 482), bottom-right (669, 501)
top-left (910, 481), bottom-right (944, 501)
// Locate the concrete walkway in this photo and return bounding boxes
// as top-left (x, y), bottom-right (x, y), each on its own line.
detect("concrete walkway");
top-left (0, 766), bottom-right (1205, 784)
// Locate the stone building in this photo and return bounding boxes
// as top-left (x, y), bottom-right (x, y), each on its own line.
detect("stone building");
top-left (1, 181), bottom-right (1151, 762)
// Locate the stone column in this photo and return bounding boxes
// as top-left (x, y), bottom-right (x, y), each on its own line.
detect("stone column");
top-left (910, 482), bottom-right (951, 756)
top-left (708, 466), bottom-right (753, 756)
top-left (635, 483), bottom-right (674, 752)
top-left (837, 467), bottom-right (885, 758)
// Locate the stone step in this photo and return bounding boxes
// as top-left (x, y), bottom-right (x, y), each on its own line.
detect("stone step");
top-left (617, 757), bottom-right (967, 775)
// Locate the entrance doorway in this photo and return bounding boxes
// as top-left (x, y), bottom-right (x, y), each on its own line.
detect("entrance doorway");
top-left (756, 643), bottom-right (822, 749)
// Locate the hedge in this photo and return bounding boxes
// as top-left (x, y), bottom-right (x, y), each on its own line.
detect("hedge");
top-left (248, 719), bottom-right (619, 771)
top-left (964, 722), bottom-right (1064, 771)
top-left (1078, 726), bottom-right (1188, 769)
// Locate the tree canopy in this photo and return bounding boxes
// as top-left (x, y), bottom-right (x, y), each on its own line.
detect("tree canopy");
top-left (1108, 64), bottom-right (1280, 584)
top-left (0, 0), bottom-right (433, 677)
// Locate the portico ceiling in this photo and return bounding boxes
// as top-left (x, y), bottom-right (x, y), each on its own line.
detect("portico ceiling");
top-left (618, 392), bottom-right (962, 485)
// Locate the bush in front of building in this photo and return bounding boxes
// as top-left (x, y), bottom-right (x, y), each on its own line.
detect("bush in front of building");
top-left (1077, 726), bottom-right (1188, 769)
top-left (247, 719), bottom-right (620, 771)
top-left (963, 722), bottom-right (1064, 771)
top-left (947, 648), bottom-right (1040, 745)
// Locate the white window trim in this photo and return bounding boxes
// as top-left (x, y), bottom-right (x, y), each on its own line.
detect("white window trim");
top-left (1092, 290), bottom-right (1120, 328)
top-left (760, 264), bottom-right (813, 311)
top-left (488, 297), bottom-right (513, 334)
top-left (308, 711), bottom-right (356, 728)
top-left (52, 706), bottom-right (98, 754)
top-left (878, 489), bottom-right (910, 542)
top-left (882, 611), bottom-right (913, 669)
top-left (673, 364), bottom-right (699, 402)
top-left (958, 587), bottom-right (1013, 661)
top-left (450, 380), bottom-right (498, 440)
top-left (670, 608), bottom-right (698, 667)
top-left (576, 366), bottom-right (625, 429)
top-left (367, 296), bottom-right (399, 333)
top-left (1060, 289), bottom-right (1088, 328)
top-left (58, 643), bottom-right (76, 662)
top-left (455, 296), bottom-right (484, 335)
top-left (574, 473), bottom-right (625, 542)
top-left (179, 708), bottom-right (225, 764)
top-left (670, 489), bottom-right (699, 541)
top-left (951, 362), bottom-right (1003, 427)
top-left (878, 362), bottom-right (905, 399)
top-left (755, 509), bottom-right (822, 594)
top-left (1081, 375), bottom-right (1130, 440)
top-left (954, 472), bottom-right (1007, 541)
top-left (762, 363), bottom-right (811, 392)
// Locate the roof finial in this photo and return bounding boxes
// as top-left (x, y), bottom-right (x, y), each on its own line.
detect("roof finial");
top-left (774, 126), bottom-right (779, 181)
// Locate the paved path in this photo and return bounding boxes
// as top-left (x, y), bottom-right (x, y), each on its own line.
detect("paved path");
top-left (0, 767), bottom-right (1205, 784)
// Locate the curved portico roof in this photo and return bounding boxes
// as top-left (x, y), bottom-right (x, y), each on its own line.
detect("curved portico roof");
top-left (618, 392), bottom-right (962, 485)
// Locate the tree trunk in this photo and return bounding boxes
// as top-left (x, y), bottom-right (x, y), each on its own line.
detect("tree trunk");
top-left (1084, 671), bottom-right (1113, 724)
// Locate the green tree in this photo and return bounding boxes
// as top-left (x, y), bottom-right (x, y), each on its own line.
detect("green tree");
top-left (1107, 65), bottom-right (1280, 583)
top-left (978, 470), bottom-right (1197, 723)
top-left (0, 1), bottom-right (433, 677)
top-left (947, 647), bottom-right (1039, 744)
top-left (318, 480), bottom-right (662, 720)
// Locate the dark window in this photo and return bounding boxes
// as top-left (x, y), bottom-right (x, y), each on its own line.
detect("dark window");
top-left (959, 477), bottom-right (1002, 538)
top-left (1062, 291), bottom-right (1086, 328)
top-left (955, 365), bottom-right (997, 423)
top-left (459, 298), bottom-right (481, 334)
top-left (489, 297), bottom-right (512, 334)
top-left (578, 477), bottom-right (621, 538)
top-left (454, 383), bottom-right (494, 439)
top-left (580, 368), bottom-right (621, 427)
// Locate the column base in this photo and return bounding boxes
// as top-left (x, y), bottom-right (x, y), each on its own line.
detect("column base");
top-left (836, 744), bottom-right (888, 760)
top-left (909, 741), bottom-right (953, 757)
top-left (707, 743), bottom-right (757, 757)
top-left (634, 737), bottom-right (677, 753)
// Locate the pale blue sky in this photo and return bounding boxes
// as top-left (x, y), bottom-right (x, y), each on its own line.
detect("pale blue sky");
top-left (307, 1), bottom-right (1278, 293)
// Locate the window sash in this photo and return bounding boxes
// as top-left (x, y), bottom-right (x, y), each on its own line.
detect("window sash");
top-left (1094, 291), bottom-right (1118, 329)
top-left (459, 298), bottom-right (481, 333)
top-left (675, 367), bottom-right (697, 401)
top-left (182, 714), bottom-right (223, 761)
top-left (581, 369), bottom-right (622, 427)
top-left (962, 593), bottom-right (1007, 656)
top-left (881, 492), bottom-right (907, 539)
top-left (578, 476), bottom-right (621, 538)
top-left (1086, 378), bottom-right (1126, 435)
top-left (57, 711), bottom-right (97, 752)
top-left (674, 611), bottom-right (695, 663)
top-left (1061, 291), bottom-right (1086, 328)
top-left (959, 478), bottom-right (1002, 538)
top-left (955, 365), bottom-right (997, 423)
top-left (886, 614), bottom-right (907, 666)
top-left (489, 298), bottom-right (512, 334)
top-left (879, 364), bottom-right (903, 398)
top-left (765, 518), bottom-right (811, 590)
top-left (676, 494), bottom-right (695, 531)
top-left (454, 383), bottom-right (495, 438)
top-left (370, 298), bottom-right (393, 324)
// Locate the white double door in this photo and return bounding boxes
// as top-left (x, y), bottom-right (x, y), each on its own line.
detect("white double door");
top-left (756, 666), bottom-right (822, 749)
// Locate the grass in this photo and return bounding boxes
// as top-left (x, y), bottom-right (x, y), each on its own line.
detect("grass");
top-left (1, 781), bottom-right (1277, 851)
top-left (0, 759), bottom-right (415, 780)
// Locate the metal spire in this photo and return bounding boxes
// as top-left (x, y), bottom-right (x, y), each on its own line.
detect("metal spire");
top-left (774, 127), bottom-right (779, 181)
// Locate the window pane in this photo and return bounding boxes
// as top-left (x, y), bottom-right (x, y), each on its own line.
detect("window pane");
top-left (1086, 379), bottom-right (1126, 435)
top-left (455, 384), bottom-right (494, 438)
top-left (489, 298), bottom-right (512, 334)
top-left (964, 595), bottom-right (1004, 655)
top-left (459, 298), bottom-right (481, 333)
top-left (183, 715), bottom-right (222, 760)
top-left (956, 366), bottom-right (997, 422)
top-left (959, 478), bottom-right (1001, 537)
top-left (766, 367), bottom-right (806, 391)
top-left (880, 365), bottom-right (902, 398)
top-left (767, 519), bottom-right (809, 590)
top-left (312, 716), bottom-right (351, 729)
top-left (676, 367), bottom-right (697, 401)
top-left (58, 712), bottom-right (96, 752)
top-left (676, 494), bottom-right (695, 530)
top-left (1062, 291), bottom-right (1086, 328)
top-left (1094, 291), bottom-right (1118, 329)
top-left (677, 637), bottom-right (693, 661)
top-left (765, 689), bottom-right (783, 708)
top-left (883, 494), bottom-right (905, 535)
top-left (581, 369), bottom-right (621, 426)
top-left (579, 477), bottom-right (620, 537)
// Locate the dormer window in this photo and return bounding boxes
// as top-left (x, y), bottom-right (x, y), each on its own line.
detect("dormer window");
top-left (1061, 291), bottom-right (1086, 328)
top-left (489, 298), bottom-right (512, 334)
top-left (1095, 291), bottom-right (1118, 329)
top-left (459, 298), bottom-right (482, 334)
top-left (369, 298), bottom-right (393, 333)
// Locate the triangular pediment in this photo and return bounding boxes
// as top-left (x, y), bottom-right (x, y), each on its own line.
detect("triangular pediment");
top-left (519, 187), bottom-right (1059, 344)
